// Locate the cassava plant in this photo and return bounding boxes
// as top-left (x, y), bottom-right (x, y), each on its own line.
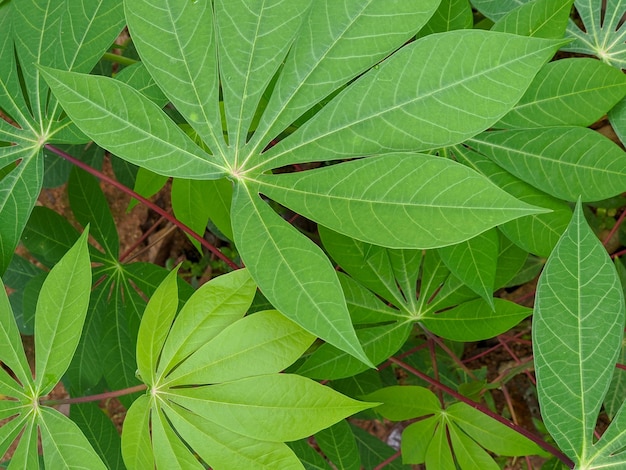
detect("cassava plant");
top-left (2, 0), bottom-right (626, 468)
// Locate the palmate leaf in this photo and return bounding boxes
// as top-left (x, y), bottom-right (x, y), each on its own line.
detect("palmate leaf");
top-left (43, 3), bottom-right (563, 366)
top-left (0, 0), bottom-right (124, 273)
top-left (314, 420), bottom-right (361, 470)
top-left (122, 270), bottom-right (376, 470)
top-left (534, 201), bottom-right (626, 465)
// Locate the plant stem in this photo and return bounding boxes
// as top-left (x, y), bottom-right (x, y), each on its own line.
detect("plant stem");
top-left (102, 52), bottom-right (138, 67)
top-left (45, 144), bottom-right (240, 270)
top-left (41, 384), bottom-right (147, 406)
top-left (387, 356), bottom-right (575, 469)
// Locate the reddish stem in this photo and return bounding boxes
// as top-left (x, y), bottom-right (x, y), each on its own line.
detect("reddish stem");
top-left (45, 144), bottom-right (239, 270)
top-left (41, 384), bottom-right (147, 406)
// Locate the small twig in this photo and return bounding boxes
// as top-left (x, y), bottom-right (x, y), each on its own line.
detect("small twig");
top-left (41, 384), bottom-right (147, 406)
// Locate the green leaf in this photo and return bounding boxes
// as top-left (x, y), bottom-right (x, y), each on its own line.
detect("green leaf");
top-left (215, 0), bottom-right (309, 152)
top-left (422, 298), bottom-right (532, 342)
top-left (534, 201), bottom-right (626, 462)
top-left (164, 402), bottom-right (304, 470)
top-left (125, 0), bottom-right (225, 157)
top-left (204, 177), bottom-right (234, 241)
top-left (257, 154), bottom-right (548, 249)
top-left (71, 402), bottom-right (124, 470)
top-left (296, 322), bottom-right (412, 380)
top-left (39, 67), bottom-right (227, 180)
top-left (157, 268), bottom-right (256, 379)
top-left (171, 178), bottom-right (214, 252)
top-left (34, 228), bottom-right (91, 395)
top-left (425, 423), bottom-right (455, 469)
top-left (136, 267), bottom-right (179, 386)
top-left (418, 0), bottom-right (473, 36)
top-left (39, 407), bottom-right (107, 470)
top-left (454, 144), bottom-right (571, 257)
top-left (361, 386), bottom-right (440, 421)
top-left (68, 168), bottom-right (119, 258)
top-left (491, 0), bottom-right (573, 38)
top-left (564, 0), bottom-right (626, 69)
top-left (448, 422), bottom-right (500, 470)
top-left (0, 276), bottom-right (32, 390)
top-left (151, 406), bottom-right (204, 470)
top-left (257, 31), bottom-right (565, 170)
top-left (315, 420), bottom-right (361, 470)
top-left (447, 402), bottom-right (544, 456)
top-left (8, 419), bottom-right (38, 470)
top-left (339, 273), bottom-right (405, 325)
top-left (22, 206), bottom-right (81, 267)
top-left (246, 0), bottom-right (441, 160)
top-left (169, 374), bottom-right (375, 442)
top-left (231, 183), bottom-right (372, 366)
top-left (288, 440), bottom-right (332, 470)
top-left (497, 58), bottom-right (626, 129)
top-left (401, 417), bottom-right (439, 464)
top-left (351, 424), bottom-right (412, 470)
top-left (438, 229), bottom-right (499, 307)
top-left (469, 127), bottom-right (626, 202)
top-left (121, 395), bottom-right (154, 470)
top-left (164, 310), bottom-right (315, 386)
top-left (0, 148), bottom-right (43, 274)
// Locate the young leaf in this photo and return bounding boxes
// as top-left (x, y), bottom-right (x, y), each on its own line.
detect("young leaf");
top-left (361, 386), bottom-right (441, 421)
top-left (136, 267), bottom-right (179, 385)
top-left (231, 183), bottom-right (372, 366)
top-left (157, 268), bottom-right (256, 378)
top-left (257, 153), bottom-right (549, 249)
top-left (534, 201), bottom-right (626, 463)
top-left (164, 310), bottom-right (315, 386)
top-left (151, 406), bottom-right (204, 470)
top-left (448, 422), bottom-right (500, 470)
top-left (169, 374), bottom-right (375, 442)
top-left (401, 417), bottom-right (439, 464)
top-left (34, 228), bottom-right (91, 395)
top-left (121, 395), bottom-right (154, 470)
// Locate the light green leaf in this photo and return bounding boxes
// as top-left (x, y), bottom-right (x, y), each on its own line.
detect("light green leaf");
top-left (471, 0), bottom-right (526, 20)
top-left (124, 0), bottom-right (225, 157)
top-left (497, 58), bottom-right (626, 129)
top-left (8, 419), bottom-right (38, 470)
top-left (231, 183), bottom-right (371, 366)
top-left (246, 0), bottom-right (441, 161)
top-left (0, 411), bottom-right (28, 458)
top-left (256, 31), bottom-right (565, 170)
top-left (121, 395), bottom-right (154, 470)
top-left (448, 422), bottom-right (500, 470)
top-left (204, 177), bottom-right (234, 241)
top-left (157, 268), bottom-right (256, 379)
top-left (215, 0), bottom-right (309, 152)
top-left (136, 267), bottom-right (179, 386)
top-left (491, 0), bottom-right (573, 38)
top-left (610, 96), bottom-right (626, 148)
top-left (152, 406), bottom-right (204, 470)
top-left (40, 407), bottom-right (107, 470)
top-left (447, 401), bottom-right (544, 456)
top-left (169, 374), bottom-right (375, 442)
top-left (469, 127), bottom-right (626, 202)
top-left (34, 228), bottom-right (91, 395)
top-left (257, 153), bottom-right (548, 249)
top-left (401, 417), bottom-right (438, 464)
top-left (115, 62), bottom-right (168, 109)
top-left (314, 420), bottom-right (360, 470)
top-left (564, 0), bottom-right (626, 69)
top-left (361, 386), bottom-right (441, 421)
top-left (422, 298), bottom-right (532, 342)
top-left (164, 402), bottom-right (304, 470)
top-left (39, 68), bottom-right (227, 180)
top-left (438, 229), bottom-right (499, 307)
top-left (296, 321), bottom-right (412, 380)
top-left (425, 422), bottom-right (455, 469)
top-left (0, 276), bottom-right (32, 390)
top-left (165, 310), bottom-right (315, 386)
top-left (339, 273), bottom-right (405, 325)
top-left (534, 201), bottom-right (625, 462)
top-left (172, 178), bottom-right (214, 252)
top-left (128, 167), bottom-right (168, 211)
